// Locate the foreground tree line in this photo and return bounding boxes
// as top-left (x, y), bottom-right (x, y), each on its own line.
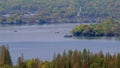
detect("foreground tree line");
top-left (1, 45), bottom-right (120, 68)
top-left (72, 18), bottom-right (120, 37)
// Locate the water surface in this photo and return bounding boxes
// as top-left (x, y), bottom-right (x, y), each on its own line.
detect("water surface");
top-left (0, 24), bottom-right (120, 65)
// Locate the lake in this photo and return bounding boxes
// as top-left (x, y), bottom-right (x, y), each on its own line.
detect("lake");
top-left (0, 24), bottom-right (120, 65)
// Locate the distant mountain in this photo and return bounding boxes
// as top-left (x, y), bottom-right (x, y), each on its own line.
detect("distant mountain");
top-left (0, 0), bottom-right (119, 24)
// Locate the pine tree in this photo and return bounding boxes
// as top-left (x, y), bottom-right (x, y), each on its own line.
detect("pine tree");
top-left (0, 45), bottom-right (12, 66)
top-left (17, 53), bottom-right (26, 68)
top-left (6, 45), bottom-right (13, 66)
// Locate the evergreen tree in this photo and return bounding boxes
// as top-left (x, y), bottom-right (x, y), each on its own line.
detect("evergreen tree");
top-left (0, 45), bottom-right (12, 66)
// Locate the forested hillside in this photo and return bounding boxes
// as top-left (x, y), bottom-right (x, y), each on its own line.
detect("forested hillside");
top-left (0, 0), bottom-right (120, 24)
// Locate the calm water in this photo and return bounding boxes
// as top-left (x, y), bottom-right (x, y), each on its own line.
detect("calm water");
top-left (0, 24), bottom-right (120, 65)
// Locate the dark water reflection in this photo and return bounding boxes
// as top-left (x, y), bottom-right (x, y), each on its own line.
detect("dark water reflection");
top-left (74, 36), bottom-right (120, 41)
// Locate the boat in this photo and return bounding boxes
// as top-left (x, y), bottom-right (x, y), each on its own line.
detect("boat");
top-left (14, 30), bottom-right (17, 32)
top-left (55, 32), bottom-right (60, 34)
top-left (64, 34), bottom-right (72, 38)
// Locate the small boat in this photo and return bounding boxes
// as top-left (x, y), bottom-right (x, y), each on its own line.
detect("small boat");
top-left (14, 30), bottom-right (17, 32)
top-left (55, 32), bottom-right (60, 34)
top-left (64, 34), bottom-right (72, 38)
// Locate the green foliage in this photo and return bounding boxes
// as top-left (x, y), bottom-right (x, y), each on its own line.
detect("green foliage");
top-left (0, 0), bottom-right (119, 16)
top-left (72, 18), bottom-right (120, 37)
top-left (0, 0), bottom-right (120, 24)
top-left (1, 46), bottom-right (120, 68)
top-left (1, 64), bottom-right (15, 68)
top-left (0, 45), bottom-right (12, 66)
top-left (25, 58), bottom-right (41, 68)
top-left (0, 45), bottom-right (13, 68)
top-left (50, 49), bottom-right (120, 68)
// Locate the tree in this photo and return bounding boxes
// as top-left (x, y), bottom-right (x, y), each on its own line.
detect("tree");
top-left (72, 50), bottom-right (81, 68)
top-left (0, 45), bottom-right (12, 66)
top-left (17, 53), bottom-right (26, 68)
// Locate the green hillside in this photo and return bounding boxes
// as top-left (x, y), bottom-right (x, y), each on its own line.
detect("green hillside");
top-left (0, 0), bottom-right (119, 24)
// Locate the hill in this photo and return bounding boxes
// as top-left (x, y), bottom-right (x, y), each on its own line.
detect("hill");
top-left (0, 0), bottom-right (120, 25)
